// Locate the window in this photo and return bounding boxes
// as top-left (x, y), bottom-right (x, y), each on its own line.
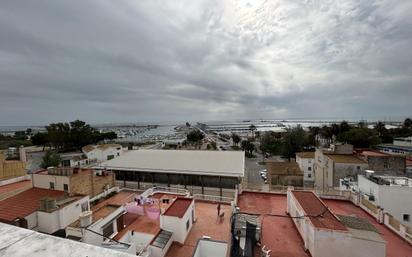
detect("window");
top-left (63, 183), bottom-right (69, 192)
top-left (103, 223), bottom-right (114, 238)
top-left (357, 166), bottom-right (361, 170)
top-left (186, 220), bottom-right (190, 231)
top-left (403, 214), bottom-right (410, 222)
top-left (81, 202), bottom-right (89, 212)
top-left (308, 174), bottom-right (312, 178)
top-left (107, 155), bottom-right (114, 160)
top-left (308, 167), bottom-right (312, 171)
top-left (49, 182), bottom-right (55, 190)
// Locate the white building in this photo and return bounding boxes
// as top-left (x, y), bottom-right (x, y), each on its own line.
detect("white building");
top-left (394, 137), bottom-right (412, 147)
top-left (314, 144), bottom-right (369, 189)
top-left (358, 174), bottom-right (412, 227)
top-left (97, 149), bottom-right (245, 195)
top-left (0, 187), bottom-right (89, 234)
top-left (150, 197), bottom-right (195, 257)
top-left (82, 144), bottom-right (123, 163)
top-left (287, 190), bottom-right (385, 257)
top-left (296, 152), bottom-right (315, 187)
top-left (66, 204), bottom-right (136, 255)
top-left (0, 222), bottom-right (135, 257)
top-left (377, 136), bottom-right (412, 155)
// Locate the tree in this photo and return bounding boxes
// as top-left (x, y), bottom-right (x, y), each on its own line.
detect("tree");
top-left (40, 150), bottom-right (61, 169)
top-left (31, 132), bottom-right (49, 150)
top-left (186, 122), bottom-right (191, 128)
top-left (259, 131), bottom-right (282, 155)
top-left (186, 130), bottom-right (204, 143)
top-left (339, 121), bottom-right (351, 133)
top-left (241, 140), bottom-right (255, 157)
top-left (14, 131), bottom-right (27, 140)
top-left (281, 125), bottom-right (309, 160)
top-left (337, 128), bottom-right (381, 148)
top-left (249, 124), bottom-right (257, 132)
top-left (404, 118), bottom-right (412, 128)
top-left (70, 120), bottom-right (97, 150)
top-left (231, 133), bottom-right (241, 147)
top-left (374, 121), bottom-right (387, 136)
top-left (46, 122), bottom-right (71, 150)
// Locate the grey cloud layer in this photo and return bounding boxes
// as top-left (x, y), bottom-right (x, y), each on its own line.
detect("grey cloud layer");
top-left (0, 0), bottom-right (411, 125)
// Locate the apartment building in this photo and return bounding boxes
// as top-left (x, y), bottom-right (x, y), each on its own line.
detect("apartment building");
top-left (314, 144), bottom-right (368, 190)
top-left (296, 152), bottom-right (315, 186)
top-left (32, 167), bottom-right (115, 197)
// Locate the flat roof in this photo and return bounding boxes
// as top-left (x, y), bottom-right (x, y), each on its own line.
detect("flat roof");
top-left (0, 222), bottom-right (134, 257)
top-left (98, 150), bottom-right (245, 177)
top-left (266, 162), bottom-right (302, 176)
top-left (165, 201), bottom-right (232, 257)
top-left (325, 154), bottom-right (367, 164)
top-left (291, 191), bottom-right (348, 231)
top-left (296, 152), bottom-right (315, 158)
top-left (0, 188), bottom-right (66, 221)
top-left (238, 192), bottom-right (412, 257)
top-left (163, 198), bottom-right (193, 218)
top-left (0, 180), bottom-right (32, 200)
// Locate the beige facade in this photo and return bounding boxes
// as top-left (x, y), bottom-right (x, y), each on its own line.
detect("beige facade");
top-left (266, 161), bottom-right (303, 187)
top-left (0, 152), bottom-right (26, 180)
top-left (32, 168), bottom-right (115, 197)
top-left (314, 145), bottom-right (369, 189)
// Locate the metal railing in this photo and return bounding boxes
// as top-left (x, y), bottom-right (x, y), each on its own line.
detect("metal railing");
top-left (193, 194), bottom-right (233, 203)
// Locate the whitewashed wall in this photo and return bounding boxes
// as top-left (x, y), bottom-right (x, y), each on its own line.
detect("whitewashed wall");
top-left (160, 200), bottom-right (194, 244)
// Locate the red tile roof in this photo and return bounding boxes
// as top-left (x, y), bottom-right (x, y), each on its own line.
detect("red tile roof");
top-left (291, 191), bottom-right (348, 231)
top-left (0, 180), bottom-right (32, 198)
top-left (163, 198), bottom-right (193, 218)
top-left (0, 188), bottom-right (66, 221)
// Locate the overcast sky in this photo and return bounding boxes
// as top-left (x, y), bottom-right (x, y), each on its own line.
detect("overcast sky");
top-left (1, 0), bottom-right (411, 125)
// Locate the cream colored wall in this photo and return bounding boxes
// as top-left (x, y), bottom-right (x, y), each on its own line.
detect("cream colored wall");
top-left (32, 174), bottom-right (70, 192)
top-left (0, 152), bottom-right (26, 180)
top-left (313, 229), bottom-right (352, 257)
top-left (351, 236), bottom-right (385, 257)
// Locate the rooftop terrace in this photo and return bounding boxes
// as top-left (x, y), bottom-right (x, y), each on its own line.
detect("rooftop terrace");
top-left (237, 191), bottom-right (412, 257)
top-left (165, 201), bottom-right (232, 257)
top-left (0, 180), bottom-right (32, 200)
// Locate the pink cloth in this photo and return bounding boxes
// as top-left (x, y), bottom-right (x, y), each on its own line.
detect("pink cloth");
top-left (146, 207), bottom-right (160, 220)
top-left (125, 202), bottom-right (145, 215)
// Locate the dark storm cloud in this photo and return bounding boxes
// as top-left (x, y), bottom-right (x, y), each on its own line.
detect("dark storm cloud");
top-left (0, 0), bottom-right (411, 125)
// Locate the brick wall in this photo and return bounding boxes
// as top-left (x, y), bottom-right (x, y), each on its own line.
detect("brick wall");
top-left (367, 156), bottom-right (406, 175)
top-left (69, 169), bottom-right (115, 197)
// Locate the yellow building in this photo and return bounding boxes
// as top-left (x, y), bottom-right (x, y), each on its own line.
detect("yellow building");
top-left (0, 152), bottom-right (26, 180)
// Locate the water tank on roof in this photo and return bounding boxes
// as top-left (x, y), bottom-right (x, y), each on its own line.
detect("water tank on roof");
top-left (79, 211), bottom-right (93, 227)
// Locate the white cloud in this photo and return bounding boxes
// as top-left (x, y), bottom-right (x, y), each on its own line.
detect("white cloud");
top-left (0, 0), bottom-right (411, 125)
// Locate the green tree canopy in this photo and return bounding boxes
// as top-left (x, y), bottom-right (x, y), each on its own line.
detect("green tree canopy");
top-left (336, 128), bottom-right (381, 148)
top-left (40, 150), bottom-right (61, 169)
top-left (259, 131), bottom-right (282, 155)
top-left (186, 130), bottom-right (204, 143)
top-left (281, 125), bottom-right (309, 160)
top-left (231, 133), bottom-right (241, 147)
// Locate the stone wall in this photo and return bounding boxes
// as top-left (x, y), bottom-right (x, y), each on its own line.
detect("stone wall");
top-left (366, 156), bottom-right (406, 175)
top-left (69, 169), bottom-right (115, 197)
